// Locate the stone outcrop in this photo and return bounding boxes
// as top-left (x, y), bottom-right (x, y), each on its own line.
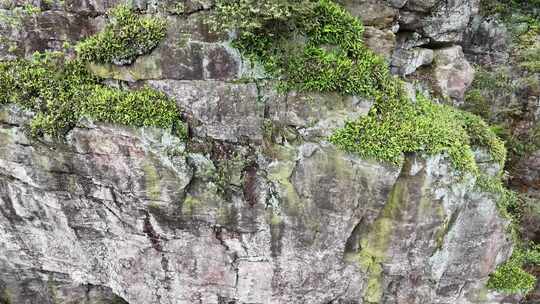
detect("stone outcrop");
top-left (0, 95), bottom-right (512, 304)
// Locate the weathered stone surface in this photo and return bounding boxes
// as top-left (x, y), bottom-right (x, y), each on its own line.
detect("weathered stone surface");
top-left (0, 9), bottom-right (98, 59)
top-left (0, 98), bottom-right (513, 303)
top-left (463, 15), bottom-right (510, 65)
top-left (395, 31), bottom-right (431, 50)
top-left (399, 0), bottom-right (479, 43)
top-left (0, 1), bottom-right (525, 303)
top-left (147, 80), bottom-right (264, 143)
top-left (87, 13), bottom-right (240, 81)
top-left (63, 0), bottom-right (213, 15)
top-left (265, 90), bottom-right (373, 141)
top-left (340, 0), bottom-right (398, 28)
top-left (391, 47), bottom-right (434, 75)
top-left (512, 150), bottom-right (540, 194)
top-left (406, 0), bottom-right (437, 12)
top-left (385, 0), bottom-right (407, 9)
top-left (364, 26), bottom-right (397, 60)
top-left (429, 45), bottom-right (475, 100)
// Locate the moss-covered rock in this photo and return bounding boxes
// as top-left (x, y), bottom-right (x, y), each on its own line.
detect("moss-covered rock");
top-left (0, 51), bottom-right (186, 138)
top-left (76, 5), bottom-right (166, 65)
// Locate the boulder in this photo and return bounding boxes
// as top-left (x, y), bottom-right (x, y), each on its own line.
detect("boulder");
top-left (430, 45), bottom-right (475, 100)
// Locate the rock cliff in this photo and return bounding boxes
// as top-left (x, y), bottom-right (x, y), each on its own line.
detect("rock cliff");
top-left (0, 0), bottom-right (537, 303)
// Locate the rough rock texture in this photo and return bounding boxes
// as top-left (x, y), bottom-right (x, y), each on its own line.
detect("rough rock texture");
top-left (399, 0), bottom-right (479, 44)
top-left (363, 26), bottom-right (397, 61)
top-left (340, 0), bottom-right (398, 27)
top-left (463, 15), bottom-right (510, 65)
top-left (0, 0), bottom-right (522, 303)
top-left (428, 45), bottom-right (475, 101)
top-left (391, 47), bottom-right (433, 75)
top-left (0, 99), bottom-right (512, 304)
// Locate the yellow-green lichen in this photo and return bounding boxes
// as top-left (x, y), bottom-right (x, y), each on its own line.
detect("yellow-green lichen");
top-left (0, 288), bottom-right (12, 304)
top-left (181, 195), bottom-right (202, 214)
top-left (87, 51), bottom-right (163, 82)
top-left (357, 180), bottom-right (407, 303)
top-left (143, 160), bottom-right (161, 202)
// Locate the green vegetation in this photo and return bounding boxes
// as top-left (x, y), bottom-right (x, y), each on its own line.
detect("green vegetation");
top-left (0, 4), bottom-right (183, 138)
top-left (215, 0), bottom-right (386, 96)
top-left (0, 51), bottom-right (186, 138)
top-left (518, 22), bottom-right (540, 73)
top-left (487, 246), bottom-right (540, 294)
top-left (480, 0), bottom-right (540, 17)
top-left (215, 0), bottom-right (505, 174)
top-left (76, 5), bottom-right (167, 65)
top-left (22, 4), bottom-right (40, 15)
top-left (331, 93), bottom-right (506, 173)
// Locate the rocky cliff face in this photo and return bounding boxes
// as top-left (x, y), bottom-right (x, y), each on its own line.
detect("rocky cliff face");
top-left (0, 0), bottom-right (532, 303)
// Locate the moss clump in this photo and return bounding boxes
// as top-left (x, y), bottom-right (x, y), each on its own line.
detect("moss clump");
top-left (487, 246), bottom-right (540, 294)
top-left (331, 92), bottom-right (506, 173)
top-left (0, 51), bottom-right (186, 137)
top-left (76, 5), bottom-right (167, 65)
top-left (218, 0), bottom-right (386, 96)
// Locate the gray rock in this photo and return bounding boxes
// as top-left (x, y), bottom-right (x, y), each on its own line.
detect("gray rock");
top-left (391, 47), bottom-right (434, 75)
top-left (385, 0), bottom-right (408, 9)
top-left (399, 0), bottom-right (479, 44)
top-left (463, 16), bottom-right (510, 65)
top-left (406, 0), bottom-right (437, 12)
top-left (339, 0), bottom-right (398, 28)
top-left (395, 31), bottom-right (431, 50)
top-left (364, 26), bottom-right (397, 60)
top-left (429, 45), bottom-right (475, 100)
top-left (147, 80), bottom-right (264, 143)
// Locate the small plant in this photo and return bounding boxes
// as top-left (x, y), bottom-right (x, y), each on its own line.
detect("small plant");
top-left (76, 5), bottom-right (167, 65)
top-left (171, 2), bottom-right (186, 15)
top-left (22, 4), bottom-right (40, 15)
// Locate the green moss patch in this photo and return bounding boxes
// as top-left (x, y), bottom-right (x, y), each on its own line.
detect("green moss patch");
top-left (487, 246), bottom-right (540, 294)
top-left (76, 5), bottom-right (167, 65)
top-left (0, 52), bottom-right (186, 138)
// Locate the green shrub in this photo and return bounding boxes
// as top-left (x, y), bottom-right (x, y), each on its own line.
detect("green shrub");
top-left (76, 5), bottom-right (167, 65)
top-left (0, 52), bottom-right (185, 138)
